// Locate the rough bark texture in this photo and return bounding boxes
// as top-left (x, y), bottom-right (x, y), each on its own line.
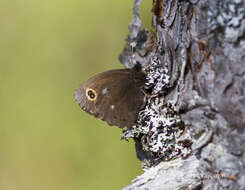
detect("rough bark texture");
top-left (120, 0), bottom-right (245, 189)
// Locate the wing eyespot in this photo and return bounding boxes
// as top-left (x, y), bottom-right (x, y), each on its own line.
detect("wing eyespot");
top-left (86, 88), bottom-right (97, 101)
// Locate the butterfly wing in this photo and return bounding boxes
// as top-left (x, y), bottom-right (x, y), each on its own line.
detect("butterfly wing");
top-left (74, 69), bottom-right (145, 128)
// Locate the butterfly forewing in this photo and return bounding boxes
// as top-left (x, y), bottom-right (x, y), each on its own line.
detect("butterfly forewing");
top-left (75, 69), bottom-right (145, 128)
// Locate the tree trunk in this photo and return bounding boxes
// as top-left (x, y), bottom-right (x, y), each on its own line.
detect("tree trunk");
top-left (119, 0), bottom-right (245, 189)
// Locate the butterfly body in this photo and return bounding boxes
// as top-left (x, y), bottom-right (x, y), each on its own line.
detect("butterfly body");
top-left (75, 67), bottom-right (146, 128)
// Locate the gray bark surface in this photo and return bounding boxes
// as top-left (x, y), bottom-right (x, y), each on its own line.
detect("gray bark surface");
top-left (120, 0), bottom-right (245, 189)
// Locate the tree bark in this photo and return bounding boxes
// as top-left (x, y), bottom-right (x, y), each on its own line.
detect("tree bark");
top-left (120, 0), bottom-right (245, 189)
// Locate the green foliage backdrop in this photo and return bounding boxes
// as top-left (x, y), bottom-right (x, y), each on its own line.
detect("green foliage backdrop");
top-left (0, 0), bottom-right (151, 189)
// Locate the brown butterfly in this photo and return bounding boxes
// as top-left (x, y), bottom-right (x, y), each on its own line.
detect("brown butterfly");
top-left (74, 66), bottom-right (146, 128)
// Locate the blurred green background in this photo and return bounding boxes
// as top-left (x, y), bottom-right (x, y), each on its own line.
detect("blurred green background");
top-left (0, 0), bottom-right (152, 190)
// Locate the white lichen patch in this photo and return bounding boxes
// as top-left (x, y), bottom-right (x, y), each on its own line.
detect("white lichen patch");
top-left (123, 97), bottom-right (192, 162)
top-left (144, 56), bottom-right (170, 95)
top-left (138, 99), bottom-right (191, 160)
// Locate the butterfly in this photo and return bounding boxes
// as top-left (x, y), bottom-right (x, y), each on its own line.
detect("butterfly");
top-left (74, 65), bottom-right (146, 128)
